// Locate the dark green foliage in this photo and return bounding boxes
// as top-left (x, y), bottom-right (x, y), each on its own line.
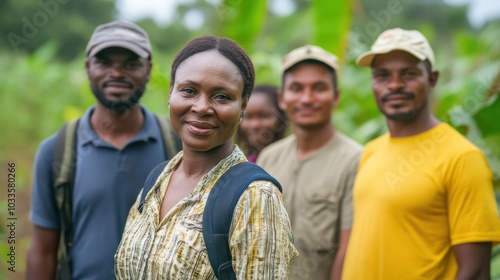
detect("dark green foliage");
top-left (0, 0), bottom-right (115, 60)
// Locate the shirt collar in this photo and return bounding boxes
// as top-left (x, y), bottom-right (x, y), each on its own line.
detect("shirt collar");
top-left (78, 105), bottom-right (161, 147)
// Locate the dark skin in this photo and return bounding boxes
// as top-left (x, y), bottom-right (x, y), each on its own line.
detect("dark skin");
top-left (160, 50), bottom-right (247, 220)
top-left (455, 242), bottom-right (492, 280)
top-left (85, 47), bottom-right (152, 149)
top-left (26, 47), bottom-right (152, 280)
top-left (330, 229), bottom-right (351, 280)
top-left (371, 50), bottom-right (492, 279)
top-left (239, 92), bottom-right (281, 153)
top-left (26, 227), bottom-right (59, 279)
top-left (371, 51), bottom-right (439, 137)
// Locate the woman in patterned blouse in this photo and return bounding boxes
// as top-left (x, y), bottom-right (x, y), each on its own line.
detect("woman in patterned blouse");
top-left (114, 35), bottom-right (298, 279)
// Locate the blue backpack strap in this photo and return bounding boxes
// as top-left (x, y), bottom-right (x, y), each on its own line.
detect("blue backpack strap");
top-left (202, 162), bottom-right (282, 279)
top-left (137, 160), bottom-right (169, 213)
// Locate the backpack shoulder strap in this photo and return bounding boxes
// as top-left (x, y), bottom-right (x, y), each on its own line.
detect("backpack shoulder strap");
top-left (202, 162), bottom-right (282, 279)
top-left (137, 160), bottom-right (170, 213)
top-left (154, 114), bottom-right (182, 160)
top-left (53, 119), bottom-right (79, 187)
top-left (52, 118), bottom-right (80, 279)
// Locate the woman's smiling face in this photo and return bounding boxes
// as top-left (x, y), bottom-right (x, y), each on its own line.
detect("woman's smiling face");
top-left (169, 50), bottom-right (247, 152)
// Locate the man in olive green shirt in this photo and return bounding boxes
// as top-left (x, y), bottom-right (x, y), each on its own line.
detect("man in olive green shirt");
top-left (257, 45), bottom-right (362, 280)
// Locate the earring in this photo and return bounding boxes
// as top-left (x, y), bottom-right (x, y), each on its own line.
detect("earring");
top-left (167, 100), bottom-right (170, 105)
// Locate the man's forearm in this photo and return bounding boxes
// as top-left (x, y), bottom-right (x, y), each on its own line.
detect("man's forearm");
top-left (330, 250), bottom-right (346, 280)
top-left (454, 242), bottom-right (491, 280)
top-left (26, 250), bottom-right (58, 280)
top-left (330, 229), bottom-right (351, 280)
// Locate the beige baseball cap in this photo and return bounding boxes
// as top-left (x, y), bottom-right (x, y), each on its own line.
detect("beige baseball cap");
top-left (356, 28), bottom-right (434, 69)
top-left (281, 45), bottom-right (339, 74)
top-left (86, 20), bottom-right (152, 59)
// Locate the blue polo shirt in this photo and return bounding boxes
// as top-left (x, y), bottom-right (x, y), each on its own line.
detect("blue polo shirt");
top-left (30, 106), bottom-right (170, 279)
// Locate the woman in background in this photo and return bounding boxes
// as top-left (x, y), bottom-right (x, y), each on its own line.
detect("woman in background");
top-left (238, 84), bottom-right (288, 163)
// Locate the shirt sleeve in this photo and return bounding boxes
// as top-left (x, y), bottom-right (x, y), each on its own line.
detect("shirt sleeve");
top-left (340, 153), bottom-right (361, 229)
top-left (30, 135), bottom-right (61, 230)
top-left (447, 150), bottom-right (500, 245)
top-left (229, 180), bottom-right (298, 279)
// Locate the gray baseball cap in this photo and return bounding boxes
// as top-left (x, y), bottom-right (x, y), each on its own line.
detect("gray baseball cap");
top-left (86, 20), bottom-right (152, 59)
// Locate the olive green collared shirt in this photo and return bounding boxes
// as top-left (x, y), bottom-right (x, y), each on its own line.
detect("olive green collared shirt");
top-left (258, 133), bottom-right (362, 280)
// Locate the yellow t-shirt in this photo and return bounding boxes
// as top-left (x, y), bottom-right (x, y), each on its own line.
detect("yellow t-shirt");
top-left (343, 123), bottom-right (500, 280)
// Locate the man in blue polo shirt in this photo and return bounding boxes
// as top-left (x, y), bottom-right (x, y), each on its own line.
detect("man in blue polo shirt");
top-left (27, 21), bottom-right (179, 279)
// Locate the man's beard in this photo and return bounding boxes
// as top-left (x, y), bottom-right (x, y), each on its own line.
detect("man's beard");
top-left (380, 91), bottom-right (426, 122)
top-left (382, 109), bottom-right (421, 122)
top-left (92, 85), bottom-right (146, 113)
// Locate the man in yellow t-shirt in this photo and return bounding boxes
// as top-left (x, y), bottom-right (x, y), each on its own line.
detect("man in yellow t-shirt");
top-left (343, 28), bottom-right (500, 280)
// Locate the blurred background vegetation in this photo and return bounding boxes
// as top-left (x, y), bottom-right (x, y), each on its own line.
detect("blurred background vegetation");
top-left (1, 0), bottom-right (499, 278)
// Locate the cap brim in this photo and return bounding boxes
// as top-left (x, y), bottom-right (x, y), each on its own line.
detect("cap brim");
top-left (281, 59), bottom-right (303, 74)
top-left (356, 47), bottom-right (427, 67)
top-left (281, 56), bottom-right (336, 74)
top-left (88, 41), bottom-right (149, 58)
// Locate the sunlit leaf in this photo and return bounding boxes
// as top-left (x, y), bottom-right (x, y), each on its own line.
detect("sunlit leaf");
top-left (221, 0), bottom-right (266, 50)
top-left (448, 106), bottom-right (500, 187)
top-left (474, 94), bottom-right (500, 136)
top-left (312, 0), bottom-right (352, 63)
top-left (63, 105), bottom-right (82, 122)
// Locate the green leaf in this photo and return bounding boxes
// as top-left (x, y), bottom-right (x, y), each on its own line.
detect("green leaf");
top-left (448, 106), bottom-right (500, 187)
top-left (492, 242), bottom-right (500, 278)
top-left (454, 30), bottom-right (486, 57)
top-left (312, 0), bottom-right (352, 64)
top-left (221, 0), bottom-right (266, 50)
top-left (474, 94), bottom-right (500, 136)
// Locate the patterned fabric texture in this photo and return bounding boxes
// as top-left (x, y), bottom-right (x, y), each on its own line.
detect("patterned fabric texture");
top-left (115, 145), bottom-right (298, 279)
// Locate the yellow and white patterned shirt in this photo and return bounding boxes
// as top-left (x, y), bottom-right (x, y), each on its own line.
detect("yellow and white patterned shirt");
top-left (115, 146), bottom-right (298, 279)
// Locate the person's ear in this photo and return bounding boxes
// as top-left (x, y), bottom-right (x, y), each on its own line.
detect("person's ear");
top-left (85, 59), bottom-right (90, 77)
top-left (241, 95), bottom-right (249, 112)
top-left (278, 89), bottom-right (286, 111)
top-left (429, 70), bottom-right (439, 89)
top-left (166, 78), bottom-right (173, 110)
top-left (145, 60), bottom-right (153, 82)
top-left (333, 88), bottom-right (341, 107)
